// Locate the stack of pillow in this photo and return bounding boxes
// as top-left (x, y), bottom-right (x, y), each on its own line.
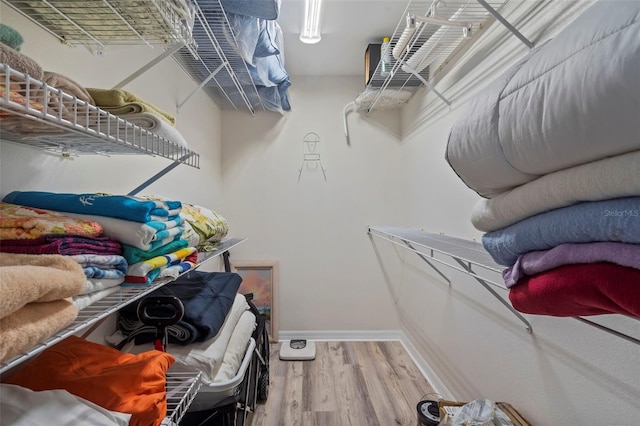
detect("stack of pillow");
top-left (445, 1), bottom-right (640, 318)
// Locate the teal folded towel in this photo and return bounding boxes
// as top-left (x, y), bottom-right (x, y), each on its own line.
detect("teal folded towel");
top-left (0, 24), bottom-right (24, 51)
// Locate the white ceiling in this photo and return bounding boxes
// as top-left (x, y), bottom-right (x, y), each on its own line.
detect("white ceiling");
top-left (278, 0), bottom-right (410, 76)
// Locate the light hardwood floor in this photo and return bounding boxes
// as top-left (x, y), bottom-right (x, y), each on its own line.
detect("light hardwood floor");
top-left (249, 341), bottom-right (436, 426)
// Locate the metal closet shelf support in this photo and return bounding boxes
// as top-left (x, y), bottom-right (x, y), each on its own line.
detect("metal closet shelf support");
top-left (368, 226), bottom-right (532, 333)
top-left (368, 226), bottom-right (640, 346)
top-left (363, 0), bottom-right (534, 114)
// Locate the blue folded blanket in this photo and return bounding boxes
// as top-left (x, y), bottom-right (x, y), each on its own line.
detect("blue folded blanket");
top-left (482, 197), bottom-right (640, 266)
top-left (221, 0), bottom-right (280, 20)
top-left (117, 271), bottom-right (242, 345)
top-left (3, 191), bottom-right (181, 223)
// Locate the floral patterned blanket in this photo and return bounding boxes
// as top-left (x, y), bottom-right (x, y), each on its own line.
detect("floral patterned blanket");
top-left (0, 202), bottom-right (103, 239)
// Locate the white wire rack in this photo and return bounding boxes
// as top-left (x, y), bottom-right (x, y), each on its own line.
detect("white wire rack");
top-left (3, 0), bottom-right (265, 114)
top-left (370, 225), bottom-right (502, 272)
top-left (368, 226), bottom-right (640, 345)
top-left (361, 0), bottom-right (515, 113)
top-left (172, 0), bottom-right (263, 114)
top-left (162, 369), bottom-right (203, 425)
top-left (2, 0), bottom-right (196, 51)
top-left (0, 64), bottom-right (200, 166)
top-left (0, 237), bottom-right (247, 375)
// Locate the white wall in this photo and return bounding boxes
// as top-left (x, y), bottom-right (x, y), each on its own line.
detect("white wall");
top-left (0, 5), bottom-right (225, 225)
top-left (220, 75), bottom-right (403, 333)
top-left (3, 2), bottom-right (639, 425)
top-left (381, 1), bottom-right (640, 425)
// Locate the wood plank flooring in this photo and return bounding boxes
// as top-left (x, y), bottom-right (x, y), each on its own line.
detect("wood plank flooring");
top-left (249, 341), bottom-right (436, 426)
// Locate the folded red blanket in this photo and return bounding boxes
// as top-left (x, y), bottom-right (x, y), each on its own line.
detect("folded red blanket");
top-left (509, 262), bottom-right (640, 317)
top-left (0, 234), bottom-right (122, 255)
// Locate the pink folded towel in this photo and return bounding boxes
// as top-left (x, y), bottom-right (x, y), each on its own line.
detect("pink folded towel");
top-left (0, 41), bottom-right (43, 79)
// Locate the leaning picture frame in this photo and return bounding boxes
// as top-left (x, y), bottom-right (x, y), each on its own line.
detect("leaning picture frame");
top-left (230, 260), bottom-right (279, 342)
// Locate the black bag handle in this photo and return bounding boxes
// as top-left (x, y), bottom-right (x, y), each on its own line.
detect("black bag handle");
top-left (137, 296), bottom-right (184, 351)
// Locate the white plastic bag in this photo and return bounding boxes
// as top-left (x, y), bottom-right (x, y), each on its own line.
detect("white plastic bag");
top-left (452, 398), bottom-right (496, 426)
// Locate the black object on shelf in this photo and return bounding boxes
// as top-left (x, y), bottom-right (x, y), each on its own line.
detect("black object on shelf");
top-left (365, 43), bottom-right (382, 86)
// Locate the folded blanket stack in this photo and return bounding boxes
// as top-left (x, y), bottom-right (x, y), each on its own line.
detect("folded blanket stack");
top-left (87, 88), bottom-right (176, 126)
top-left (0, 46), bottom-right (184, 145)
top-left (476, 160), bottom-right (640, 319)
top-left (0, 201), bottom-right (127, 313)
top-left (179, 201), bottom-right (229, 251)
top-left (114, 271), bottom-right (242, 346)
top-left (0, 44), bottom-right (97, 135)
top-left (2, 191), bottom-right (193, 285)
top-left (0, 253), bottom-right (86, 362)
top-left (444, 1), bottom-right (640, 318)
top-left (483, 198), bottom-right (640, 316)
top-left (124, 246), bottom-right (198, 285)
top-left (85, 88), bottom-right (191, 151)
top-left (142, 194), bottom-right (229, 252)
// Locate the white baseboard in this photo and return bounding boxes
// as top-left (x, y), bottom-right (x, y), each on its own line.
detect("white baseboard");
top-left (277, 329), bottom-right (454, 400)
top-left (398, 334), bottom-right (454, 400)
top-left (278, 329), bottom-right (404, 341)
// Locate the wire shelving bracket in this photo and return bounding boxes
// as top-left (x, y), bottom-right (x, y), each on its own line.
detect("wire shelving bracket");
top-left (360, 0), bottom-right (533, 113)
top-left (368, 226), bottom-right (640, 346)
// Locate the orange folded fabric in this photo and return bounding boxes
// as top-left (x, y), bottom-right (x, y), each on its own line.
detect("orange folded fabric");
top-left (8, 335), bottom-right (175, 426)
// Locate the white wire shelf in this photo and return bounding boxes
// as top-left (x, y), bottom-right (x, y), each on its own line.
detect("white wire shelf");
top-left (368, 226), bottom-right (640, 345)
top-left (360, 0), bottom-right (511, 112)
top-left (172, 0), bottom-right (263, 114)
top-left (369, 225), bottom-right (531, 331)
top-left (0, 64), bottom-right (200, 167)
top-left (3, 0), bottom-right (265, 115)
top-left (369, 225), bottom-right (503, 273)
top-left (163, 369), bottom-right (203, 425)
top-left (0, 237), bottom-right (247, 375)
top-left (2, 0), bottom-right (196, 51)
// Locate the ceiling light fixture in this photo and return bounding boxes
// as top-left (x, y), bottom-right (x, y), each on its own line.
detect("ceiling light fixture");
top-left (300, 0), bottom-right (323, 44)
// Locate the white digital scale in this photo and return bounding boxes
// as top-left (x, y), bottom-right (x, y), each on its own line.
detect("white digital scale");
top-left (279, 339), bottom-right (316, 361)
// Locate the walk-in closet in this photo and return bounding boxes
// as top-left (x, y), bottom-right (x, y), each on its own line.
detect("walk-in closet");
top-left (1, 1), bottom-right (639, 425)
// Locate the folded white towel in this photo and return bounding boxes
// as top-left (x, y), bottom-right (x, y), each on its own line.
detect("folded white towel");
top-left (119, 112), bottom-right (188, 149)
top-left (471, 150), bottom-right (640, 232)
